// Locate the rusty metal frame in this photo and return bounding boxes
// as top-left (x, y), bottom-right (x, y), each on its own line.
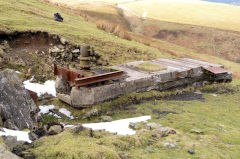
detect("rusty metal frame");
top-left (75, 71), bottom-right (123, 89)
top-left (54, 64), bottom-right (124, 89)
top-left (204, 67), bottom-right (229, 75)
top-left (27, 89), bottom-right (38, 105)
top-left (54, 64), bottom-right (84, 83)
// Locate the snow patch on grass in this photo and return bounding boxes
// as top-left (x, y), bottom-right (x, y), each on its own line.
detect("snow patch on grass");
top-left (83, 115), bottom-right (151, 135)
top-left (23, 78), bottom-right (56, 97)
top-left (0, 128), bottom-right (31, 143)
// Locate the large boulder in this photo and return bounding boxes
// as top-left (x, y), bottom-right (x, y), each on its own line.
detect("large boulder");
top-left (0, 143), bottom-right (22, 159)
top-left (0, 69), bottom-right (39, 130)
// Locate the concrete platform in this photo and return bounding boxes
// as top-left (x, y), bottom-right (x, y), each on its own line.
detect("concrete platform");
top-left (56, 58), bottom-right (232, 108)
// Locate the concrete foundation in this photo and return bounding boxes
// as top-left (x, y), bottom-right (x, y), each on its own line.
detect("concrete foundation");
top-left (56, 58), bottom-right (232, 108)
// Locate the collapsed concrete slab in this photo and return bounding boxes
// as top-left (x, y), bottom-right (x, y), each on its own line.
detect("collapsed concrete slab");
top-left (56, 58), bottom-right (232, 108)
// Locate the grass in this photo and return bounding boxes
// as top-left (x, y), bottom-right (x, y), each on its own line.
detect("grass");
top-left (30, 81), bottom-right (240, 159)
top-left (125, 0), bottom-right (240, 32)
top-left (0, 0), bottom-right (171, 66)
top-left (132, 62), bottom-right (166, 72)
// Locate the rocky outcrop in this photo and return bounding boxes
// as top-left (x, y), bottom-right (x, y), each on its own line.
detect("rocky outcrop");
top-left (0, 69), bottom-right (40, 130)
top-left (0, 143), bottom-right (22, 159)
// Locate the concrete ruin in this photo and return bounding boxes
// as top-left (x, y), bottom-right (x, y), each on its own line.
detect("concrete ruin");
top-left (55, 58), bottom-right (232, 108)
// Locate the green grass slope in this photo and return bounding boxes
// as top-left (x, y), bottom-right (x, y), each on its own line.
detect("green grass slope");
top-left (31, 82), bottom-right (240, 159)
top-left (0, 0), bottom-right (171, 65)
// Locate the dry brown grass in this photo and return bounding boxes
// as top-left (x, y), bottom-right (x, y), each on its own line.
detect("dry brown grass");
top-left (96, 19), bottom-right (131, 40)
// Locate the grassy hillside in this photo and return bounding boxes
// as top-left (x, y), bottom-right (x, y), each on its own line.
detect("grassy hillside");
top-left (0, 0), bottom-right (172, 66)
top-left (30, 82), bottom-right (240, 159)
top-left (125, 0), bottom-right (240, 32)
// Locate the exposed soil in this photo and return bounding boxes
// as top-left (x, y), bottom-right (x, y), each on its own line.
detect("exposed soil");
top-left (0, 31), bottom-right (101, 82)
top-left (163, 92), bottom-right (205, 102)
top-left (143, 19), bottom-right (240, 63)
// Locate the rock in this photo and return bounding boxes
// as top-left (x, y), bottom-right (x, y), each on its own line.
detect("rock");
top-left (0, 116), bottom-right (4, 127)
top-left (0, 143), bottom-right (22, 159)
top-left (0, 69), bottom-right (39, 130)
top-left (60, 37), bottom-right (68, 45)
top-left (145, 122), bottom-right (162, 130)
top-left (28, 132), bottom-right (38, 141)
top-left (71, 49), bottom-right (80, 54)
top-left (129, 122), bottom-right (139, 130)
top-left (188, 149), bottom-right (195, 154)
top-left (151, 127), bottom-right (176, 138)
top-left (163, 142), bottom-right (177, 149)
top-left (4, 120), bottom-right (19, 130)
top-left (55, 76), bottom-right (71, 94)
top-left (190, 129), bottom-right (204, 135)
top-left (58, 45), bottom-right (64, 49)
top-left (0, 48), bottom-right (4, 57)
top-left (83, 109), bottom-right (99, 119)
top-left (2, 136), bottom-right (25, 151)
top-left (49, 46), bottom-right (61, 54)
top-left (100, 116), bottom-right (113, 122)
top-left (47, 125), bottom-right (63, 135)
top-left (72, 125), bottom-right (84, 134)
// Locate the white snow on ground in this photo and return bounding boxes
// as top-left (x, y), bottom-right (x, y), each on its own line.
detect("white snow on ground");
top-left (142, 10), bottom-right (148, 18)
top-left (0, 128), bottom-right (31, 143)
top-left (39, 105), bottom-right (74, 119)
top-left (59, 108), bottom-right (74, 119)
top-left (39, 105), bottom-right (55, 114)
top-left (83, 115), bottom-right (151, 135)
top-left (23, 78), bottom-right (56, 97)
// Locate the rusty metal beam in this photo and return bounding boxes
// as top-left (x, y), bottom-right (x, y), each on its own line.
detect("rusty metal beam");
top-left (75, 71), bottom-right (123, 89)
top-left (27, 89), bottom-right (38, 105)
top-left (204, 67), bottom-right (229, 75)
top-left (54, 64), bottom-right (84, 83)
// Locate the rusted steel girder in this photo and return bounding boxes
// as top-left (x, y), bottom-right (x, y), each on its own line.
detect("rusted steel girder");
top-left (204, 67), bottom-right (229, 75)
top-left (54, 64), bottom-right (124, 89)
top-left (75, 71), bottom-right (124, 89)
top-left (27, 89), bottom-right (38, 105)
top-left (54, 64), bottom-right (84, 82)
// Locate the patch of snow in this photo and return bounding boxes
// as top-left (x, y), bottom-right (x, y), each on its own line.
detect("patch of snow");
top-left (39, 105), bottom-right (55, 114)
top-left (23, 78), bottom-right (56, 97)
top-left (39, 105), bottom-right (74, 120)
top-left (0, 128), bottom-right (31, 143)
top-left (59, 108), bottom-right (74, 119)
top-left (142, 10), bottom-right (148, 18)
top-left (83, 115), bottom-right (151, 135)
top-left (15, 71), bottom-right (22, 74)
top-left (212, 94), bottom-right (218, 97)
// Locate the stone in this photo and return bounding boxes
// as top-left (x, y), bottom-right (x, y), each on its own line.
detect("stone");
top-left (145, 123), bottom-right (162, 130)
top-left (4, 119), bottom-right (19, 130)
top-left (83, 109), bottom-right (99, 119)
top-left (50, 46), bottom-right (61, 54)
top-left (0, 48), bottom-right (4, 58)
top-left (151, 127), bottom-right (176, 138)
top-left (47, 125), bottom-right (63, 135)
top-left (60, 37), bottom-right (68, 45)
top-left (2, 136), bottom-right (25, 151)
top-left (55, 76), bottom-right (71, 94)
top-left (72, 125), bottom-right (84, 134)
top-left (145, 122), bottom-right (162, 130)
top-left (0, 116), bottom-right (3, 127)
top-left (71, 49), bottom-right (80, 54)
top-left (129, 122), bottom-right (139, 130)
top-left (0, 69), bottom-right (40, 130)
top-left (163, 142), bottom-right (177, 149)
top-left (100, 116), bottom-right (113, 122)
top-left (0, 143), bottom-right (22, 159)
top-left (28, 131), bottom-right (39, 141)
top-left (190, 129), bottom-right (204, 135)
